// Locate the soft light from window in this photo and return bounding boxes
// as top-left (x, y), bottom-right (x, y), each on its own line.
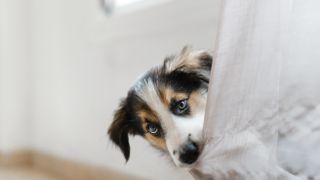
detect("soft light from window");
top-left (101, 0), bottom-right (171, 15)
top-left (114, 0), bottom-right (145, 8)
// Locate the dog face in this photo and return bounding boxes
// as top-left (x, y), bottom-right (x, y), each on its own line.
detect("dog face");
top-left (108, 47), bottom-right (212, 167)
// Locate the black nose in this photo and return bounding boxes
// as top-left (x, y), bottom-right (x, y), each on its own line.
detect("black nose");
top-left (179, 142), bottom-right (199, 164)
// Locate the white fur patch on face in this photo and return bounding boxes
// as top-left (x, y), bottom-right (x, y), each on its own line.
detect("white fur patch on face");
top-left (134, 78), bottom-right (174, 131)
top-left (134, 75), bottom-right (207, 166)
top-left (166, 111), bottom-right (205, 167)
top-left (110, 46), bottom-right (213, 170)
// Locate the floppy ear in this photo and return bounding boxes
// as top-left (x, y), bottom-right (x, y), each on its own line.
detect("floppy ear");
top-left (108, 100), bottom-right (132, 162)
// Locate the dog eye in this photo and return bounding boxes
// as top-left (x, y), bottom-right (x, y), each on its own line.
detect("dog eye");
top-left (147, 123), bottom-right (160, 137)
top-left (170, 98), bottom-right (190, 116)
top-left (176, 99), bottom-right (189, 114)
top-left (177, 99), bottom-right (188, 110)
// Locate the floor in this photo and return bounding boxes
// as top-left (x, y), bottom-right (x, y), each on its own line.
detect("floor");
top-left (0, 151), bottom-right (140, 180)
top-left (0, 167), bottom-right (60, 180)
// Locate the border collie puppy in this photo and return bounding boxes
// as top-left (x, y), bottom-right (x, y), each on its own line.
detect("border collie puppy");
top-left (108, 47), bottom-right (212, 167)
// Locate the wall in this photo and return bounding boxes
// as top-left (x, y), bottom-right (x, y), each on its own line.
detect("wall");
top-left (0, 0), bottom-right (220, 179)
top-left (0, 0), bottom-right (32, 153)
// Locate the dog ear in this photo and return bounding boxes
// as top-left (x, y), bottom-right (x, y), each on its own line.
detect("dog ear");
top-left (108, 99), bottom-right (132, 162)
top-left (163, 46), bottom-right (213, 75)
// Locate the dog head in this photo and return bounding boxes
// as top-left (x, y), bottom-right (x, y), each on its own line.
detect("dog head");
top-left (108, 47), bottom-right (212, 167)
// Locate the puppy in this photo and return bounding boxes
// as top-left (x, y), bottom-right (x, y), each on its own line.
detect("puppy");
top-left (108, 47), bottom-right (212, 167)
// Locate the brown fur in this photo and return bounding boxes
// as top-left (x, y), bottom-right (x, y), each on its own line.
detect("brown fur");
top-left (108, 47), bottom-right (213, 162)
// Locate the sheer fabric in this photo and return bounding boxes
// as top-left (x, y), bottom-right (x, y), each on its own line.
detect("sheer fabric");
top-left (191, 0), bottom-right (320, 179)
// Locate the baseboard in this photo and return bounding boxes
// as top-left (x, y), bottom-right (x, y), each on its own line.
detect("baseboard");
top-left (0, 150), bottom-right (142, 180)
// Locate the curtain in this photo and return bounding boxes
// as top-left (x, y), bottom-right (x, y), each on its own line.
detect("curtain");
top-left (190, 0), bottom-right (320, 179)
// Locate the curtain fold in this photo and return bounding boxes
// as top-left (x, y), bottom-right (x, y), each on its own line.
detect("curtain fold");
top-left (191, 0), bottom-right (320, 179)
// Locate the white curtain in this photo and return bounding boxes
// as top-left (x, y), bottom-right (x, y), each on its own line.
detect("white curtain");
top-left (191, 0), bottom-right (320, 179)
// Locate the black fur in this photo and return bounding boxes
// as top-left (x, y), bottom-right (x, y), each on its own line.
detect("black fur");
top-left (108, 49), bottom-right (213, 162)
top-left (108, 91), bottom-right (144, 161)
top-left (163, 71), bottom-right (203, 93)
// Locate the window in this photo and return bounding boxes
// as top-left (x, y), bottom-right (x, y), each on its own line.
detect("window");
top-left (101, 0), bottom-right (171, 15)
top-left (114, 0), bottom-right (145, 8)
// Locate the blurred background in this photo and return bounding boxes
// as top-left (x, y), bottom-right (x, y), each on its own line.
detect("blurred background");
top-left (0, 0), bottom-right (220, 179)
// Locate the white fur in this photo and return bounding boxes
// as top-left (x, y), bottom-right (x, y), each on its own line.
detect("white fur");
top-left (136, 78), bottom-right (207, 166)
top-left (167, 111), bottom-right (205, 167)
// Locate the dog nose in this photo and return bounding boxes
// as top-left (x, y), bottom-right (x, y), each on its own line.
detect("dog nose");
top-left (179, 142), bottom-right (199, 164)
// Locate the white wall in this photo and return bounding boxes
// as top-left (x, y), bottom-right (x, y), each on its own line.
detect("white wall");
top-left (0, 0), bottom-right (220, 179)
top-left (0, 0), bottom-right (32, 152)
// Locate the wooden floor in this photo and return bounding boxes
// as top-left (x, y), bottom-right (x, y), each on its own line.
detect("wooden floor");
top-left (0, 151), bottom-right (142, 180)
top-left (0, 167), bottom-right (60, 180)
